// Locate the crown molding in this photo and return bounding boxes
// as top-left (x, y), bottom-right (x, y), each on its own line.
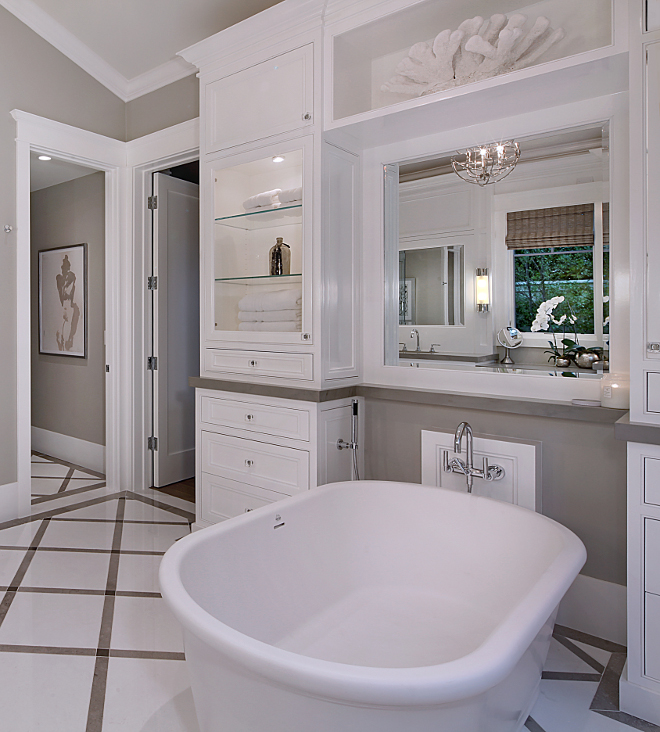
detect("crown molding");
top-left (0, 0), bottom-right (197, 102)
top-left (179, 0), bottom-right (325, 71)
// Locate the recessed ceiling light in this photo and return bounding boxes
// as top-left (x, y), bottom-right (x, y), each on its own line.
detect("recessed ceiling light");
top-left (38, 155), bottom-right (51, 161)
top-left (272, 156), bottom-right (285, 163)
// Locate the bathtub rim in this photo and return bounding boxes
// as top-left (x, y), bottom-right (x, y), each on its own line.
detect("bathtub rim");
top-left (160, 480), bottom-right (586, 708)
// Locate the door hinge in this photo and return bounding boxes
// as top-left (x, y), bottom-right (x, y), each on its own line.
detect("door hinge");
top-left (147, 276), bottom-right (158, 291)
top-left (148, 436), bottom-right (158, 451)
top-left (147, 356), bottom-right (158, 371)
top-left (147, 195), bottom-right (158, 210)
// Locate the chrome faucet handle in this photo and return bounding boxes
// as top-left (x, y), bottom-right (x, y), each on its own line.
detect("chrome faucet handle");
top-left (429, 344), bottom-right (442, 353)
top-left (399, 342), bottom-right (407, 352)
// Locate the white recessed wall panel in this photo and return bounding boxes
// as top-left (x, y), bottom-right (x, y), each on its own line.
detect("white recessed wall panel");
top-left (648, 372), bottom-right (660, 413)
top-left (421, 430), bottom-right (541, 511)
top-left (645, 457), bottom-right (660, 506)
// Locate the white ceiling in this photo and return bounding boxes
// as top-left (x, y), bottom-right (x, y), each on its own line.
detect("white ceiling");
top-left (0, 0), bottom-right (283, 101)
top-left (30, 152), bottom-right (99, 192)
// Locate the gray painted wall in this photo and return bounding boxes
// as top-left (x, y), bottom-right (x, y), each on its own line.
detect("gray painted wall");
top-left (0, 7), bottom-right (125, 486)
top-left (364, 398), bottom-right (626, 586)
top-left (125, 74), bottom-right (199, 141)
top-left (30, 173), bottom-right (106, 446)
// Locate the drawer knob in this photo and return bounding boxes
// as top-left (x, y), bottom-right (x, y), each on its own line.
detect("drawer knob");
top-left (245, 459), bottom-right (254, 468)
top-left (244, 508), bottom-right (253, 513)
top-left (245, 414), bottom-right (255, 421)
top-left (248, 360), bottom-right (258, 367)
top-left (303, 112), bottom-right (312, 121)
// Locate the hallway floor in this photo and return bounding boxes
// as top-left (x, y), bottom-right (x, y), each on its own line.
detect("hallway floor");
top-left (0, 454), bottom-right (655, 730)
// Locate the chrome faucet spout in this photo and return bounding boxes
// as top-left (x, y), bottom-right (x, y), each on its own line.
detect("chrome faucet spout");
top-left (454, 421), bottom-right (474, 492)
top-left (410, 329), bottom-right (420, 351)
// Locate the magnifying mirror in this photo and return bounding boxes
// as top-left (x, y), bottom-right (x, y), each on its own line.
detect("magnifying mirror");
top-left (497, 326), bottom-right (523, 365)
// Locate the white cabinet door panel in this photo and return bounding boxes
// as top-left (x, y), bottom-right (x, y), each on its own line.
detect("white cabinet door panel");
top-left (646, 458), bottom-right (660, 506)
top-left (646, 519), bottom-right (660, 595)
top-left (206, 45), bottom-right (313, 152)
top-left (646, 593), bottom-right (660, 681)
top-left (201, 430), bottom-right (309, 494)
top-left (200, 395), bottom-right (311, 441)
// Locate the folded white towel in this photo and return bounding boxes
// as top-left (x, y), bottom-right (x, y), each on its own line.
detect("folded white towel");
top-left (238, 308), bottom-right (301, 322)
top-left (242, 189), bottom-right (282, 211)
top-left (238, 288), bottom-right (302, 312)
top-left (238, 321), bottom-right (300, 332)
top-left (279, 187), bottom-right (302, 205)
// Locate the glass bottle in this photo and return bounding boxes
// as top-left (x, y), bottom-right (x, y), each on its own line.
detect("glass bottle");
top-left (269, 237), bottom-right (291, 276)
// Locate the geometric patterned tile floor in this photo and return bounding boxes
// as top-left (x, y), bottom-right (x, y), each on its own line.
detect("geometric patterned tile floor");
top-left (0, 454), bottom-right (656, 730)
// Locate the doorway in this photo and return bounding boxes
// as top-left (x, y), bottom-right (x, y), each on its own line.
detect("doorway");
top-left (29, 155), bottom-right (108, 503)
top-left (148, 161), bottom-right (199, 501)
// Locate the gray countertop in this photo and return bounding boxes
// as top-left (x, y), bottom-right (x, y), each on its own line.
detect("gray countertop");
top-left (190, 377), bottom-right (628, 424)
top-left (614, 414), bottom-right (660, 445)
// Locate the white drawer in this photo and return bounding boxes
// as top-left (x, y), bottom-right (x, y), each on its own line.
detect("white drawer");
top-left (199, 473), bottom-right (283, 523)
top-left (646, 592), bottom-right (660, 681)
top-left (646, 458), bottom-right (660, 506)
top-left (648, 372), bottom-right (660, 413)
top-left (646, 519), bottom-right (660, 595)
top-left (201, 431), bottom-right (309, 494)
top-left (205, 349), bottom-right (313, 381)
top-left (200, 395), bottom-right (310, 441)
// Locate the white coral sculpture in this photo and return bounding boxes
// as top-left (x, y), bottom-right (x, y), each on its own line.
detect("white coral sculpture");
top-left (381, 13), bottom-right (565, 97)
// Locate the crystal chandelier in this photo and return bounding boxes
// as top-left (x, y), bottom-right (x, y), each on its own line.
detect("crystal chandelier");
top-left (451, 141), bottom-right (520, 186)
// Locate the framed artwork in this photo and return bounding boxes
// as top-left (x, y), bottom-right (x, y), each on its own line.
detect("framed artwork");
top-left (39, 243), bottom-right (87, 358)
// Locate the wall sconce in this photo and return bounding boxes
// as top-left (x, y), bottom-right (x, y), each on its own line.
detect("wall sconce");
top-left (476, 268), bottom-right (489, 312)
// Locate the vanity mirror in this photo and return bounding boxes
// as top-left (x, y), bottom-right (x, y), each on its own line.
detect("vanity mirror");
top-left (385, 122), bottom-right (611, 376)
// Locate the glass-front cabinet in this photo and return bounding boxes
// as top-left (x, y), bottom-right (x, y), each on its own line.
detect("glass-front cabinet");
top-left (203, 136), bottom-right (313, 347)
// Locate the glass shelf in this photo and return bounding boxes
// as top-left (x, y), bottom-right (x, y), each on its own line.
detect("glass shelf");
top-left (215, 273), bottom-right (302, 285)
top-left (215, 205), bottom-right (302, 231)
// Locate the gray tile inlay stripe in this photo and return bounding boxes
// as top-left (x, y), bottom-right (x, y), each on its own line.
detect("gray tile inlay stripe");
top-left (127, 492), bottom-right (195, 522)
top-left (554, 633), bottom-right (606, 674)
top-left (58, 466), bottom-right (76, 493)
top-left (32, 481), bottom-right (107, 505)
top-left (86, 497), bottom-right (126, 732)
top-left (590, 652), bottom-right (626, 712)
top-left (109, 649), bottom-right (186, 661)
top-left (0, 546), bottom-right (166, 556)
top-left (542, 671), bottom-right (602, 682)
top-left (595, 710), bottom-right (660, 731)
top-left (31, 450), bottom-right (106, 480)
top-left (0, 644), bottom-right (96, 656)
top-left (554, 624), bottom-right (627, 654)
top-left (525, 717), bottom-right (547, 732)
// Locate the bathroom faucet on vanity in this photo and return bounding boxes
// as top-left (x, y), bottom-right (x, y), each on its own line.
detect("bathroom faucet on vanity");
top-left (444, 421), bottom-right (505, 493)
top-left (410, 329), bottom-right (421, 351)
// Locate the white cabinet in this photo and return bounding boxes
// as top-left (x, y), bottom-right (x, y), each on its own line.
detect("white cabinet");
top-left (622, 441), bottom-right (660, 724)
top-left (195, 389), bottom-right (362, 528)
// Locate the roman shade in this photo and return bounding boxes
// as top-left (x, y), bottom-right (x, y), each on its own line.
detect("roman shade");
top-left (506, 203), bottom-right (595, 250)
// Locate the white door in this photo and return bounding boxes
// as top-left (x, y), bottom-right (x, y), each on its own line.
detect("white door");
top-left (153, 173), bottom-right (200, 487)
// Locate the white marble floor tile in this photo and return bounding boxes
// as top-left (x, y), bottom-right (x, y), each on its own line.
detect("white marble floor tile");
top-left (0, 521), bottom-right (42, 547)
top-left (571, 639), bottom-right (615, 668)
top-left (544, 637), bottom-right (605, 674)
top-left (0, 591), bottom-right (105, 648)
top-left (31, 477), bottom-right (66, 495)
top-left (30, 463), bottom-right (71, 478)
top-left (0, 549), bottom-right (29, 585)
top-left (31, 455), bottom-right (53, 463)
top-left (531, 679), bottom-right (632, 731)
top-left (71, 468), bottom-right (103, 478)
top-left (40, 520), bottom-right (116, 551)
top-left (0, 652), bottom-right (96, 731)
top-left (116, 553), bottom-right (163, 593)
top-left (21, 550), bottom-right (111, 591)
top-left (62, 477), bottom-right (106, 488)
top-left (122, 500), bottom-right (190, 524)
top-left (103, 658), bottom-right (200, 732)
top-left (120, 523), bottom-right (189, 553)
top-left (56, 500), bottom-right (119, 520)
top-left (111, 596), bottom-right (183, 653)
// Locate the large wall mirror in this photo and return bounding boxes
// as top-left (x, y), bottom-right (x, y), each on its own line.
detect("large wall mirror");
top-left (384, 123), bottom-right (610, 377)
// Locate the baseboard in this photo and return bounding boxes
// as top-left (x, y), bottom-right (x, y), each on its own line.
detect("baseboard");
top-left (0, 482), bottom-right (21, 522)
top-left (557, 573), bottom-right (627, 645)
top-left (620, 662), bottom-right (660, 726)
top-left (32, 426), bottom-right (105, 474)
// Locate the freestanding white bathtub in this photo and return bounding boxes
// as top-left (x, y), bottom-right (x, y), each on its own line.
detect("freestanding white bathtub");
top-left (160, 481), bottom-right (586, 732)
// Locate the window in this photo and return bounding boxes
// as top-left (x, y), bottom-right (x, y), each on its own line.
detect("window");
top-left (506, 203), bottom-right (609, 342)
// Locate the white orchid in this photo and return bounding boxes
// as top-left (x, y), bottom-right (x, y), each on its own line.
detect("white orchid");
top-left (531, 296), bottom-right (565, 332)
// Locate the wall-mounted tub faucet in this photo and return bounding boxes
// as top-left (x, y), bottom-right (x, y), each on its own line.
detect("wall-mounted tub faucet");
top-left (443, 421), bottom-right (505, 493)
top-left (410, 329), bottom-right (421, 351)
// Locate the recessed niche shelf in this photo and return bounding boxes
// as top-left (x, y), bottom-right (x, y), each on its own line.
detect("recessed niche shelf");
top-left (215, 274), bottom-right (303, 285)
top-left (329, 0), bottom-right (615, 124)
top-left (215, 205), bottom-right (302, 231)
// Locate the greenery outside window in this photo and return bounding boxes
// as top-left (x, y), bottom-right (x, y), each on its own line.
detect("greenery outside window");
top-left (507, 202), bottom-right (609, 345)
